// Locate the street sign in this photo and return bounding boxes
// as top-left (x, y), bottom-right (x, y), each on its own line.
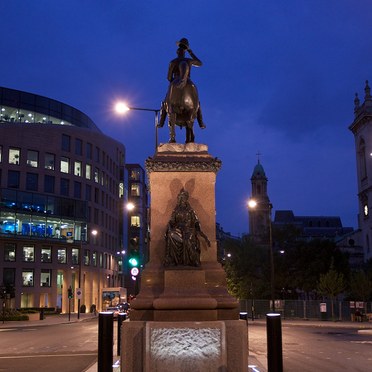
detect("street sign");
top-left (76, 288), bottom-right (82, 300)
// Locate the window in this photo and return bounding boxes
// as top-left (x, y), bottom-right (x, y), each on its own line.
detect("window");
top-left (130, 169), bottom-right (140, 180)
top-left (84, 249), bottom-right (90, 266)
top-left (0, 145), bottom-right (2, 163)
top-left (60, 178), bottom-right (69, 196)
top-left (74, 161), bottom-right (82, 176)
top-left (44, 175), bottom-right (55, 193)
top-left (27, 150), bottom-right (38, 167)
top-left (26, 173), bottom-right (38, 191)
top-left (94, 168), bottom-right (99, 183)
top-left (75, 138), bottom-right (83, 156)
top-left (57, 248), bottom-right (66, 263)
top-left (60, 157), bottom-right (69, 173)
top-left (86, 185), bottom-right (92, 201)
top-left (9, 148), bottom-right (20, 165)
top-left (23, 245), bottom-right (34, 262)
top-left (131, 215), bottom-right (141, 227)
top-left (3, 268), bottom-right (15, 286)
top-left (7, 170), bottom-right (20, 188)
top-left (86, 164), bottom-right (92, 180)
top-left (40, 269), bottom-right (51, 287)
top-left (86, 143), bottom-right (92, 160)
top-left (131, 183), bottom-right (141, 196)
top-left (95, 146), bottom-right (100, 162)
top-left (4, 243), bottom-right (16, 262)
top-left (41, 247), bottom-right (52, 263)
top-left (72, 248), bottom-right (79, 265)
top-left (92, 251), bottom-right (97, 266)
top-left (22, 269), bottom-right (34, 286)
top-left (74, 181), bottom-right (82, 198)
top-left (61, 134), bottom-right (71, 152)
top-left (45, 153), bottom-right (55, 170)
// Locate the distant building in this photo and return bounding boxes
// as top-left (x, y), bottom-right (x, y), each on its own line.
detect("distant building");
top-left (349, 80), bottom-right (372, 261)
top-left (273, 210), bottom-right (353, 240)
top-left (124, 164), bottom-right (148, 296)
top-left (0, 86), bottom-right (126, 312)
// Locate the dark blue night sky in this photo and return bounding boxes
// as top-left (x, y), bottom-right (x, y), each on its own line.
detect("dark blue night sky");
top-left (1, 1), bottom-right (369, 236)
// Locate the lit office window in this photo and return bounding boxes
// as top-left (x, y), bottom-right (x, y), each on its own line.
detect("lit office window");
top-left (94, 168), bottom-right (99, 183)
top-left (72, 248), bottom-right (80, 265)
top-left (8, 148), bottom-right (20, 165)
top-left (22, 269), bottom-right (34, 287)
top-left (60, 157), bottom-right (70, 173)
top-left (27, 150), bottom-right (38, 167)
top-left (45, 153), bottom-right (55, 170)
top-left (86, 164), bottom-right (92, 180)
top-left (4, 243), bottom-right (16, 262)
top-left (57, 248), bottom-right (67, 263)
top-left (41, 247), bottom-right (52, 263)
top-left (0, 145), bottom-right (2, 163)
top-left (84, 249), bottom-right (90, 266)
top-left (40, 269), bottom-right (51, 287)
top-left (131, 183), bottom-right (141, 196)
top-left (23, 245), bottom-right (34, 262)
top-left (92, 251), bottom-right (97, 267)
top-left (131, 215), bottom-right (141, 227)
top-left (74, 161), bottom-right (82, 176)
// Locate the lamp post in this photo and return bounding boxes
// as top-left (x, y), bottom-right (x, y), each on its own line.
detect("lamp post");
top-left (115, 102), bottom-right (160, 151)
top-left (248, 198), bottom-right (276, 312)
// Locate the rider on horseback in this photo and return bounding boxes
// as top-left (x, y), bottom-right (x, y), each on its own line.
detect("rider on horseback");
top-left (158, 38), bottom-right (206, 142)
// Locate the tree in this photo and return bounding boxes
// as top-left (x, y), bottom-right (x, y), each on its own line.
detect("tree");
top-left (349, 270), bottom-right (372, 302)
top-left (317, 262), bottom-right (345, 319)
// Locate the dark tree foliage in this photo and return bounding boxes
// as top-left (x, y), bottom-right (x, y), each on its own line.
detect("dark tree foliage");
top-left (222, 231), bottom-right (351, 300)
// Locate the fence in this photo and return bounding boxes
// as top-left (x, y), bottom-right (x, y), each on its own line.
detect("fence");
top-left (239, 299), bottom-right (372, 321)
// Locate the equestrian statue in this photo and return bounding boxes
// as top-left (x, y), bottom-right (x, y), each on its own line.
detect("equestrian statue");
top-left (158, 38), bottom-right (206, 143)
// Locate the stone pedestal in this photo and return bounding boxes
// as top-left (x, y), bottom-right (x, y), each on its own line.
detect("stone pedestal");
top-left (122, 144), bottom-right (247, 371)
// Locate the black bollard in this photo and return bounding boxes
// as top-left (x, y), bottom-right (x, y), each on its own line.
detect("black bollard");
top-left (266, 313), bottom-right (283, 372)
top-left (98, 312), bottom-right (114, 372)
top-left (117, 313), bottom-right (126, 356)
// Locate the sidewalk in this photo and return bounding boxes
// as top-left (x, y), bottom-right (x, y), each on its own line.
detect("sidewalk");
top-left (0, 311), bottom-right (97, 328)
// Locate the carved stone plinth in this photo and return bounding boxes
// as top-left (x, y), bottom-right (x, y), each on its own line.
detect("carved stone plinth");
top-left (122, 144), bottom-right (247, 371)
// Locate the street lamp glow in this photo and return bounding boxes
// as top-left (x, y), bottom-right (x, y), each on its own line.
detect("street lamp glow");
top-left (248, 199), bottom-right (257, 209)
top-left (115, 102), bottom-right (130, 114)
top-left (91, 229), bottom-right (98, 236)
top-left (126, 202), bottom-right (135, 211)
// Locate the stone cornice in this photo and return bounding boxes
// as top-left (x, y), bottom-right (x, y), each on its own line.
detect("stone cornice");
top-left (145, 156), bottom-right (222, 173)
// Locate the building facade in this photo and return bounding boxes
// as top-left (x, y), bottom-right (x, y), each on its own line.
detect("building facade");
top-left (0, 87), bottom-right (126, 312)
top-left (124, 164), bottom-right (148, 296)
top-left (349, 80), bottom-right (372, 261)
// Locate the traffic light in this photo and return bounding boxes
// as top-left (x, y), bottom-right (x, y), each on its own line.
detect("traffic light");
top-left (128, 236), bottom-right (140, 267)
top-left (68, 286), bottom-right (73, 299)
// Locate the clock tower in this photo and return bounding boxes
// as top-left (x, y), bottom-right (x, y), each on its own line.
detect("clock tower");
top-left (349, 80), bottom-right (372, 260)
top-left (248, 159), bottom-right (272, 244)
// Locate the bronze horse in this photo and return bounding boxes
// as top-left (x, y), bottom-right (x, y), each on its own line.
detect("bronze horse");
top-left (158, 38), bottom-right (206, 143)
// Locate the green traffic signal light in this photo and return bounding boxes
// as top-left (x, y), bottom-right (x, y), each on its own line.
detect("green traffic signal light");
top-left (128, 257), bottom-right (139, 267)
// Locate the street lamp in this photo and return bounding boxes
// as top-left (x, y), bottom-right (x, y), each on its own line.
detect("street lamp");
top-left (248, 198), bottom-right (276, 312)
top-left (115, 102), bottom-right (160, 151)
top-left (78, 228), bottom-right (98, 320)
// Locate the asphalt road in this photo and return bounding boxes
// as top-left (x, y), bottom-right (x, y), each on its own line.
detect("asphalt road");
top-left (248, 320), bottom-right (372, 372)
top-left (0, 318), bottom-right (99, 372)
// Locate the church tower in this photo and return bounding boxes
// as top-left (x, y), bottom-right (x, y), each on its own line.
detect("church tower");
top-left (248, 158), bottom-right (272, 244)
top-left (349, 80), bottom-right (372, 261)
